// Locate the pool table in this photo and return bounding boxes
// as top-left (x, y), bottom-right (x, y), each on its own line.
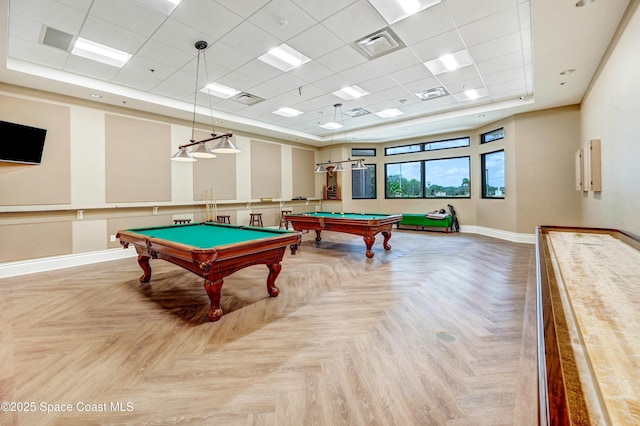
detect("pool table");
top-left (116, 222), bottom-right (301, 321)
top-left (284, 212), bottom-right (402, 258)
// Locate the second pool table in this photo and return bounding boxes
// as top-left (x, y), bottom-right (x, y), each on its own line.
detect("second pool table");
top-left (117, 222), bottom-right (301, 321)
top-left (283, 212), bottom-right (402, 258)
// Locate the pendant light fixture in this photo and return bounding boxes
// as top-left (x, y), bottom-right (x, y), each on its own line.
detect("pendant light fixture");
top-left (171, 41), bottom-right (240, 162)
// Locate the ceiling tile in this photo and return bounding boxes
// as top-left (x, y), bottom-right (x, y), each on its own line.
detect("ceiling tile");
top-left (63, 55), bottom-right (121, 81)
top-left (468, 32), bottom-right (523, 63)
top-left (136, 39), bottom-right (192, 69)
top-left (410, 30), bottom-right (466, 63)
top-left (444, 0), bottom-right (515, 27)
top-left (316, 45), bottom-right (368, 73)
top-left (88, 0), bottom-right (165, 37)
top-left (249, 0), bottom-right (317, 41)
top-left (213, 0), bottom-right (271, 19)
top-left (321, 1), bottom-right (387, 44)
top-left (7, 37), bottom-right (68, 69)
top-left (457, 7), bottom-right (521, 48)
top-left (79, 15), bottom-right (147, 54)
top-left (290, 0), bottom-right (358, 22)
top-left (149, 18), bottom-right (210, 55)
top-left (391, 3), bottom-right (455, 45)
top-left (10, 0), bottom-right (86, 35)
top-left (219, 21), bottom-right (281, 59)
top-left (171, 0), bottom-right (244, 41)
top-left (287, 24), bottom-right (345, 59)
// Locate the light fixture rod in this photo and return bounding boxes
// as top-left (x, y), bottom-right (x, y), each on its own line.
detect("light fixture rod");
top-left (178, 132), bottom-right (233, 150)
top-left (315, 157), bottom-right (366, 166)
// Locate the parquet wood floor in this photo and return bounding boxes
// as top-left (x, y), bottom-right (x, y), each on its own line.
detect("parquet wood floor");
top-left (0, 230), bottom-right (537, 425)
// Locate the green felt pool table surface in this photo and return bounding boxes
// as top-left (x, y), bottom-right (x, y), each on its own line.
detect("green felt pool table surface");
top-left (127, 222), bottom-right (295, 248)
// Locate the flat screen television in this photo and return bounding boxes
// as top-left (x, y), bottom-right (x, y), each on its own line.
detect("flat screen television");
top-left (0, 120), bottom-right (47, 164)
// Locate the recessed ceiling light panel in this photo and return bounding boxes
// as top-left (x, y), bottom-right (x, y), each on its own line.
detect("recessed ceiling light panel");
top-left (368, 0), bottom-right (442, 24)
top-left (320, 122), bottom-right (343, 130)
top-left (71, 37), bottom-right (132, 68)
top-left (374, 108), bottom-right (404, 118)
top-left (200, 82), bottom-right (241, 99)
top-left (424, 49), bottom-right (473, 75)
top-left (258, 43), bottom-right (311, 72)
top-left (273, 107), bottom-right (304, 117)
top-left (332, 85), bottom-right (369, 101)
top-left (452, 87), bottom-right (489, 102)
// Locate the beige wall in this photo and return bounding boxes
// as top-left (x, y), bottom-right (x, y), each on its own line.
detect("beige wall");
top-left (580, 0), bottom-right (640, 236)
top-left (513, 107), bottom-right (582, 233)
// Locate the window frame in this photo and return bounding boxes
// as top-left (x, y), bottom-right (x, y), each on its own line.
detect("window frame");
top-left (423, 137), bottom-right (470, 151)
top-left (351, 163), bottom-right (377, 199)
top-left (384, 160), bottom-right (424, 198)
top-left (481, 149), bottom-right (505, 199)
top-left (351, 148), bottom-right (376, 157)
top-left (424, 155), bottom-right (471, 199)
top-left (480, 128), bottom-right (504, 144)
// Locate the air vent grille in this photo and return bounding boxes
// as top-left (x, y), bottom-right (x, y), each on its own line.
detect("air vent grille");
top-left (231, 92), bottom-right (265, 106)
top-left (353, 27), bottom-right (405, 59)
top-left (41, 26), bottom-right (73, 51)
top-left (414, 87), bottom-right (449, 101)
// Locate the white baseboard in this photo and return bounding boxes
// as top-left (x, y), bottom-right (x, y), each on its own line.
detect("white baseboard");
top-left (0, 226), bottom-right (535, 278)
top-left (0, 247), bottom-right (137, 279)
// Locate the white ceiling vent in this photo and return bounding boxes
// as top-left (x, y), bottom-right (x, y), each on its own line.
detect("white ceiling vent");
top-left (41, 26), bottom-right (74, 51)
top-left (231, 92), bottom-right (265, 106)
top-left (353, 27), bottom-right (405, 59)
top-left (414, 87), bottom-right (449, 101)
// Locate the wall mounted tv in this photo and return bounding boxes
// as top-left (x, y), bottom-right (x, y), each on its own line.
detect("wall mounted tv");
top-left (0, 120), bottom-right (47, 164)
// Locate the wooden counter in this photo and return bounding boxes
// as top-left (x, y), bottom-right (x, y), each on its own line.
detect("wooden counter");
top-left (536, 226), bottom-right (640, 425)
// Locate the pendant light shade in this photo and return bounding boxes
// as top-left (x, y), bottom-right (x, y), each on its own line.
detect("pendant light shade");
top-left (190, 141), bottom-right (216, 158)
top-left (171, 147), bottom-right (196, 162)
top-left (211, 135), bottom-right (241, 153)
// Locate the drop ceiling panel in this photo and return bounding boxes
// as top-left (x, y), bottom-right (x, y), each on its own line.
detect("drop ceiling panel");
top-left (458, 7), bottom-right (521, 48)
top-left (219, 21), bottom-right (280, 59)
top-left (79, 15), bottom-right (147, 54)
top-left (390, 3), bottom-right (455, 45)
top-left (10, 0), bottom-right (86, 35)
top-left (248, 0), bottom-right (317, 41)
top-left (287, 24), bottom-right (345, 59)
top-left (445, 0), bottom-right (516, 26)
top-left (7, 37), bottom-right (67, 69)
top-left (291, 0), bottom-right (358, 22)
top-left (316, 45), bottom-right (368, 73)
top-left (89, 0), bottom-right (165, 37)
top-left (171, 1), bottom-right (244, 40)
top-left (410, 30), bottom-right (467, 63)
top-left (320, 1), bottom-right (387, 44)
top-left (468, 32), bottom-right (524, 63)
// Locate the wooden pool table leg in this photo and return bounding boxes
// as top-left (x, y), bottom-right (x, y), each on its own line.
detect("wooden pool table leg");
top-left (314, 230), bottom-right (322, 243)
top-left (203, 278), bottom-right (224, 322)
top-left (266, 263), bottom-right (281, 297)
top-left (382, 231), bottom-right (392, 250)
top-left (363, 236), bottom-right (375, 258)
top-left (137, 255), bottom-right (152, 283)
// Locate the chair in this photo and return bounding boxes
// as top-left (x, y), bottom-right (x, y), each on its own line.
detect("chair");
top-left (216, 215), bottom-right (231, 224)
top-left (279, 210), bottom-right (292, 229)
top-left (173, 219), bottom-right (191, 224)
top-left (249, 213), bottom-right (263, 227)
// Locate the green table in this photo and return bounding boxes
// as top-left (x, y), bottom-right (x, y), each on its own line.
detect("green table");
top-left (283, 212), bottom-right (402, 258)
top-left (117, 222), bottom-right (301, 321)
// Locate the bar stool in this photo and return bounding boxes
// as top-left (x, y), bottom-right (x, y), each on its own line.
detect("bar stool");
top-left (216, 215), bottom-right (231, 224)
top-left (249, 213), bottom-right (263, 227)
top-left (280, 210), bottom-right (292, 229)
top-left (173, 219), bottom-right (191, 224)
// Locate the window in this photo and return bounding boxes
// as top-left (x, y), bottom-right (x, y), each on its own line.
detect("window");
top-left (481, 128), bottom-right (504, 144)
top-left (424, 156), bottom-right (470, 198)
top-left (385, 161), bottom-right (423, 198)
top-left (424, 137), bottom-right (469, 151)
top-left (481, 150), bottom-right (505, 198)
top-left (385, 144), bottom-right (421, 156)
top-left (352, 164), bottom-right (376, 199)
top-left (351, 148), bottom-right (376, 157)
